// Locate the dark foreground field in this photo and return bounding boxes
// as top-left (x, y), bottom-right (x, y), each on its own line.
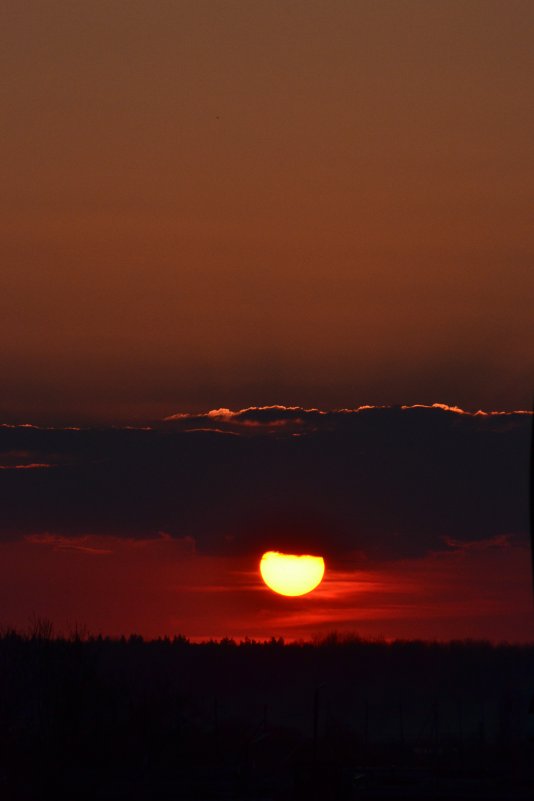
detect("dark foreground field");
top-left (1, 629), bottom-right (533, 800)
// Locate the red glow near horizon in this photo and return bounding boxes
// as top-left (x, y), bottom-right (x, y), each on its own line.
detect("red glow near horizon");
top-left (0, 533), bottom-right (531, 643)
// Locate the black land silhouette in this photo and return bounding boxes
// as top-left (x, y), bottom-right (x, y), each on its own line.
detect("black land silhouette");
top-left (1, 627), bottom-right (533, 800)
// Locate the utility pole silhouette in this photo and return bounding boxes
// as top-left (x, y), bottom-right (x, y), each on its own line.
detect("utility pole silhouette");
top-left (312, 687), bottom-right (320, 766)
top-left (311, 685), bottom-right (326, 801)
top-left (363, 698), bottom-right (369, 759)
top-left (398, 698), bottom-right (405, 748)
top-left (213, 697), bottom-right (220, 761)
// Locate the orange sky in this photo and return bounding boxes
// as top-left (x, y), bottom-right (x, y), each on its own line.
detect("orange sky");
top-left (1, 4), bottom-right (532, 643)
top-left (1, 1), bottom-right (533, 423)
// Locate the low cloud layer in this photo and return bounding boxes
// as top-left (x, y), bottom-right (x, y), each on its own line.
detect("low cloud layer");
top-left (0, 406), bottom-right (530, 564)
top-left (164, 403), bottom-right (531, 435)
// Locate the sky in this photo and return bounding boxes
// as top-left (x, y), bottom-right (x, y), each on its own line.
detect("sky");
top-left (0, 2), bottom-right (533, 642)
top-left (0, 405), bottom-right (532, 641)
top-left (1, 0), bottom-right (533, 424)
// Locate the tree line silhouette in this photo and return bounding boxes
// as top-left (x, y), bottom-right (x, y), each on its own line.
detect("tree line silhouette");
top-left (1, 621), bottom-right (533, 799)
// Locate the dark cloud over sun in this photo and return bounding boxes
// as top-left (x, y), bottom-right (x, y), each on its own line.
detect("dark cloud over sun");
top-left (0, 404), bottom-right (531, 641)
top-left (1, 405), bottom-right (530, 560)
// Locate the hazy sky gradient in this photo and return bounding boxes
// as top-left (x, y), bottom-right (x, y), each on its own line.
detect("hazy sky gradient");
top-left (1, 1), bottom-right (533, 423)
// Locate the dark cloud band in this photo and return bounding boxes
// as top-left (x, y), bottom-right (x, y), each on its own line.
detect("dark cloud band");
top-left (0, 406), bottom-right (530, 563)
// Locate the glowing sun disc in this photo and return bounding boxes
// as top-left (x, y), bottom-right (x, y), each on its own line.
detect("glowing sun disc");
top-left (260, 551), bottom-right (325, 596)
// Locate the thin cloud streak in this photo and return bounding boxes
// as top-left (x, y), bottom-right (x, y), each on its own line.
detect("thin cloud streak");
top-left (0, 463), bottom-right (56, 470)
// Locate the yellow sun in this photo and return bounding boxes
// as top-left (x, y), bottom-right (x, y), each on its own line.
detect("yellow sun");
top-left (259, 551), bottom-right (325, 596)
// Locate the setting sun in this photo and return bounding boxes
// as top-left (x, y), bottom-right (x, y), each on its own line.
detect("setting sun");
top-left (259, 551), bottom-right (325, 597)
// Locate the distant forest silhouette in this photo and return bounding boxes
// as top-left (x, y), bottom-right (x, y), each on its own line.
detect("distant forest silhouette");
top-left (1, 622), bottom-right (533, 799)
